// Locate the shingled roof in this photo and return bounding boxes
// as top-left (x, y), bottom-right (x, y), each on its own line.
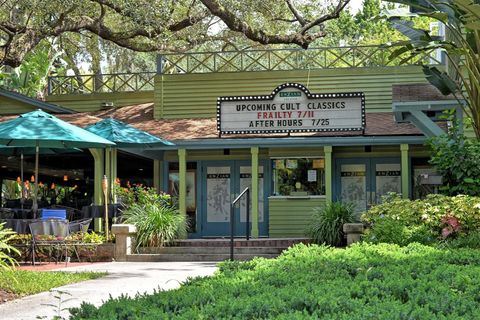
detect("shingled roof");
top-left (392, 83), bottom-right (456, 102)
top-left (71, 103), bottom-right (427, 140)
top-left (0, 103), bottom-right (430, 141)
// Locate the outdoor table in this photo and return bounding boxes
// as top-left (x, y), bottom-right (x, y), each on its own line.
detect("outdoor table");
top-left (81, 204), bottom-right (122, 220)
top-left (10, 208), bottom-right (32, 219)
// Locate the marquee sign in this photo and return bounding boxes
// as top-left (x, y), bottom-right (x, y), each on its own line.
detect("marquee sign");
top-left (217, 83), bottom-right (365, 135)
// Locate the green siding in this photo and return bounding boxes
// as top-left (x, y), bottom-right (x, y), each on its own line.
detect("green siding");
top-left (155, 66), bottom-right (429, 119)
top-left (46, 91), bottom-right (153, 112)
top-left (0, 96), bottom-right (38, 114)
top-left (269, 197), bottom-right (325, 237)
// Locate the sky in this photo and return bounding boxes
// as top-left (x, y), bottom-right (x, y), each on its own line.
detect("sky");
top-left (348, 0), bottom-right (364, 13)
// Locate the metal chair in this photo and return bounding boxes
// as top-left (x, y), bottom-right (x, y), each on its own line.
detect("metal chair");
top-left (29, 219), bottom-right (69, 266)
top-left (68, 218), bottom-right (92, 233)
top-left (67, 218), bottom-right (93, 262)
top-left (51, 205), bottom-right (83, 221)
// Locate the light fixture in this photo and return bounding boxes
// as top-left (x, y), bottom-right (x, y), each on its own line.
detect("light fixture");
top-left (16, 177), bottom-right (21, 183)
top-left (63, 175), bottom-right (68, 181)
top-left (30, 175), bottom-right (35, 182)
top-left (1, 165), bottom-right (6, 168)
top-left (51, 183), bottom-right (55, 189)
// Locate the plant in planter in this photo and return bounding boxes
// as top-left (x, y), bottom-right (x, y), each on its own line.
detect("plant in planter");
top-left (122, 201), bottom-right (186, 248)
top-left (305, 202), bottom-right (355, 246)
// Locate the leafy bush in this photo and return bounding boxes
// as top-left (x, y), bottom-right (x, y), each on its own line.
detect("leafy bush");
top-left (116, 184), bottom-right (177, 210)
top-left (122, 202), bottom-right (186, 248)
top-left (362, 193), bottom-right (480, 246)
top-left (0, 222), bottom-right (20, 270)
top-left (70, 243), bottom-right (480, 319)
top-left (428, 130), bottom-right (480, 196)
top-left (305, 201), bottom-right (354, 246)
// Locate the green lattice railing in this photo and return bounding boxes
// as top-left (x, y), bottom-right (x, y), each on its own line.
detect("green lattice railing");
top-left (48, 45), bottom-right (443, 95)
top-left (159, 45), bottom-right (442, 74)
top-left (48, 72), bottom-right (156, 95)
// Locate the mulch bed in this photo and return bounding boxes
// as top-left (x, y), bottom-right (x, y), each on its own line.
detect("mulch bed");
top-left (0, 289), bottom-right (18, 304)
top-left (16, 261), bottom-right (103, 271)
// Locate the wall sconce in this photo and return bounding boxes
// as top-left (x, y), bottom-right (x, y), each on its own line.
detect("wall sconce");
top-left (51, 183), bottom-right (55, 189)
top-left (63, 175), bottom-right (68, 181)
top-left (30, 175), bottom-right (35, 182)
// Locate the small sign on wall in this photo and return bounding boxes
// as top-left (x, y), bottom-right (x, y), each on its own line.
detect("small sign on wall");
top-left (217, 83), bottom-right (365, 135)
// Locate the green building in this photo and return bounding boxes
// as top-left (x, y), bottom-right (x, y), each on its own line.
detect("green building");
top-left (3, 45), bottom-right (462, 238)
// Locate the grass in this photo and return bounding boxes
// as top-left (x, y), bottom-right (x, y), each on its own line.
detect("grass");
top-left (0, 270), bottom-right (106, 296)
top-left (70, 243), bottom-right (480, 319)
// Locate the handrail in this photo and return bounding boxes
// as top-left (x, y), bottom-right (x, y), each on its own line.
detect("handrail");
top-left (230, 187), bottom-right (250, 261)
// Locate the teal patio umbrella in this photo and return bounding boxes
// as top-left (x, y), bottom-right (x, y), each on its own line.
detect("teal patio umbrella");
top-left (85, 117), bottom-right (173, 177)
top-left (85, 118), bottom-right (173, 196)
top-left (0, 109), bottom-right (115, 216)
top-left (85, 118), bottom-right (173, 239)
top-left (84, 118), bottom-right (173, 148)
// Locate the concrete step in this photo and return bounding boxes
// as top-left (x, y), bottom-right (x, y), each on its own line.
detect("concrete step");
top-left (137, 246), bottom-right (285, 255)
top-left (126, 253), bottom-right (278, 262)
top-left (172, 238), bottom-right (309, 248)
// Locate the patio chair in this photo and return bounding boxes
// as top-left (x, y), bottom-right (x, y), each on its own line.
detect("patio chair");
top-left (29, 219), bottom-right (70, 266)
top-left (68, 218), bottom-right (93, 234)
top-left (51, 205), bottom-right (83, 221)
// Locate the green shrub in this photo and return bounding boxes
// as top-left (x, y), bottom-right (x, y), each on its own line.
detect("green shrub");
top-left (70, 243), bottom-right (480, 319)
top-left (428, 129), bottom-right (480, 196)
top-left (122, 202), bottom-right (186, 248)
top-left (0, 222), bottom-right (19, 270)
top-left (439, 232), bottom-right (480, 249)
top-left (305, 201), bottom-right (354, 246)
top-left (362, 193), bottom-right (480, 246)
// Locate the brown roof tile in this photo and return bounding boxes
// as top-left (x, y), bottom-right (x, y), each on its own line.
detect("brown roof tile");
top-left (87, 104), bottom-right (426, 140)
top-left (392, 83), bottom-right (456, 102)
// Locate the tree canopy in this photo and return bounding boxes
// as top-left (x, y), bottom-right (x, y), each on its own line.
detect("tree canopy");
top-left (0, 0), bottom-right (351, 68)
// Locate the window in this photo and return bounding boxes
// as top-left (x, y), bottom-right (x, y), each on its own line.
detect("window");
top-left (272, 158), bottom-right (325, 196)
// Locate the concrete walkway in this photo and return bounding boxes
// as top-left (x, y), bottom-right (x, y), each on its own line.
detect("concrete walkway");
top-left (0, 261), bottom-right (218, 320)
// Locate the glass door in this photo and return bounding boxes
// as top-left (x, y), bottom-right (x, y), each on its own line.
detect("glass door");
top-left (202, 162), bottom-right (234, 236)
top-left (336, 158), bottom-right (401, 219)
top-left (338, 161), bottom-right (369, 216)
top-left (237, 162), bottom-right (268, 236)
top-left (201, 161), bottom-right (269, 237)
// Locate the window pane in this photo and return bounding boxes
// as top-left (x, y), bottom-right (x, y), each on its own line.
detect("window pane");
top-left (273, 158), bottom-right (325, 196)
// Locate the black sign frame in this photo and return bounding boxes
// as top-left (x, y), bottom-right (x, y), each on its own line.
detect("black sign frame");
top-left (216, 82), bottom-right (366, 135)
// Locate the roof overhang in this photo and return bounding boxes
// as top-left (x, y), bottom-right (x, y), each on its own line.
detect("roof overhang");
top-left (0, 88), bottom-right (76, 114)
top-left (144, 135), bottom-right (427, 151)
top-left (393, 100), bottom-right (463, 137)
